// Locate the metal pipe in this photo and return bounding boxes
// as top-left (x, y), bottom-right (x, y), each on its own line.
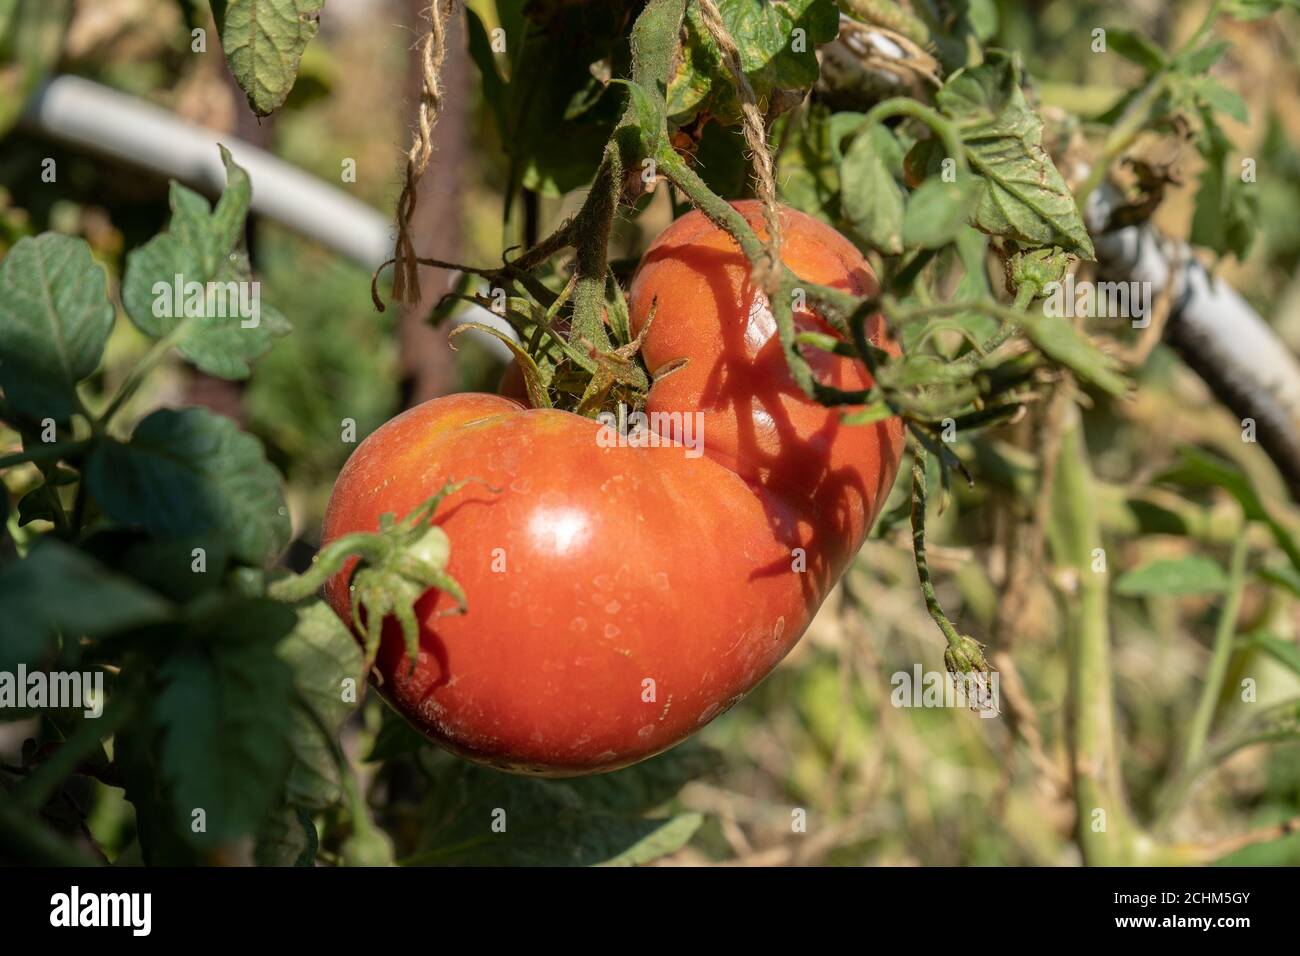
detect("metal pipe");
top-left (19, 75), bottom-right (515, 357)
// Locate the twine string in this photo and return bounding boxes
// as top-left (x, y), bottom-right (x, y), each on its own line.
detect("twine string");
top-left (696, 0), bottom-right (784, 292)
top-left (392, 0), bottom-right (455, 304)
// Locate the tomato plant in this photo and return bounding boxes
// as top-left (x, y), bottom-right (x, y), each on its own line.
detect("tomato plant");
top-left (321, 202), bottom-right (904, 774)
top-left (3, 0), bottom-right (1300, 873)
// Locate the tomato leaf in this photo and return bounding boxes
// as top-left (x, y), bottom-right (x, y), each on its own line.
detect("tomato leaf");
top-left (0, 234), bottom-right (114, 422)
top-left (936, 52), bottom-right (1095, 259)
top-left (667, 0), bottom-right (839, 126)
top-left (81, 530), bottom-right (232, 604)
top-left (1114, 555), bottom-right (1230, 596)
top-left (114, 716), bottom-right (201, 865)
top-left (777, 105), bottom-right (855, 221)
top-left (254, 805), bottom-right (318, 866)
top-left (450, 322), bottom-right (553, 408)
top-left (841, 123), bottom-right (905, 254)
top-left (902, 176), bottom-right (981, 249)
top-left (1244, 631), bottom-right (1300, 678)
top-left (1015, 311), bottom-right (1128, 398)
top-left (496, 1), bottom-right (629, 200)
top-left (1214, 832), bottom-right (1300, 866)
top-left (0, 537), bottom-right (172, 673)
top-left (411, 758), bottom-right (705, 865)
top-left (600, 813), bottom-right (704, 866)
top-left (0, 0), bottom-right (71, 136)
top-left (1106, 28), bottom-right (1167, 73)
top-left (121, 147), bottom-right (291, 380)
top-left (1158, 446), bottom-right (1300, 573)
top-left (1178, 39), bottom-right (1232, 74)
top-left (155, 598), bottom-right (297, 846)
top-left (1192, 77), bottom-right (1249, 124)
top-left (463, 5), bottom-right (508, 141)
top-left (611, 78), bottom-right (666, 157)
top-left (275, 600), bottom-right (365, 810)
top-left (567, 742), bottom-right (724, 812)
top-left (1190, 107), bottom-right (1257, 259)
top-left (85, 407), bottom-right (291, 565)
top-left (210, 0), bottom-right (324, 116)
top-left (1221, 0), bottom-right (1300, 20)
top-left (1259, 564), bottom-right (1300, 599)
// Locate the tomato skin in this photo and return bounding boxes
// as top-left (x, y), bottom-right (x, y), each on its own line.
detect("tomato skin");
top-left (322, 202), bottom-right (903, 775)
top-left (496, 359), bottom-right (529, 403)
top-left (630, 200), bottom-right (903, 569)
top-left (324, 394), bottom-right (820, 774)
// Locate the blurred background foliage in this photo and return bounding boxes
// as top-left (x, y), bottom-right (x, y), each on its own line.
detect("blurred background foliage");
top-left (3, 0), bottom-right (1300, 866)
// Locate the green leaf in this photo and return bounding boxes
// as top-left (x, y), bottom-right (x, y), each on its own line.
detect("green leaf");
top-left (1179, 39), bottom-right (1231, 74)
top-left (412, 759), bottom-right (704, 866)
top-left (936, 52), bottom-right (1095, 258)
top-left (667, 0), bottom-right (840, 126)
top-left (0, 234), bottom-right (114, 421)
top-left (1221, 0), bottom-right (1299, 22)
top-left (902, 177), bottom-right (980, 249)
top-left (276, 600), bottom-right (364, 810)
top-left (1193, 77), bottom-right (1248, 124)
top-left (599, 813), bottom-right (703, 866)
top-left (0, 537), bottom-right (172, 672)
top-left (693, 119), bottom-right (753, 199)
top-left (211, 0), bottom-right (324, 116)
top-left (0, 0), bottom-right (71, 136)
top-left (498, 2), bottom-right (629, 199)
top-left (155, 598), bottom-right (296, 846)
top-left (464, 6), bottom-right (508, 140)
top-left (841, 123), bottom-right (905, 254)
top-left (1259, 564), bottom-right (1300, 599)
top-left (85, 407), bottom-right (290, 565)
top-left (114, 716), bottom-right (202, 865)
top-left (450, 322), bottom-right (553, 409)
top-left (16, 482), bottom-right (63, 527)
top-left (611, 79), bottom-right (666, 157)
top-left (121, 148), bottom-right (290, 380)
top-left (1106, 28), bottom-right (1167, 73)
top-left (365, 702), bottom-right (431, 762)
top-left (567, 742), bottom-right (724, 813)
top-left (1159, 446), bottom-right (1300, 574)
top-left (1114, 555), bottom-right (1230, 596)
top-left (120, 233), bottom-right (203, 336)
top-left (84, 531), bottom-right (231, 604)
top-left (1190, 108), bottom-right (1257, 259)
top-left (775, 105), bottom-right (852, 220)
top-left (1016, 312), bottom-right (1128, 398)
top-left (169, 147), bottom-right (252, 278)
top-left (1244, 631), bottom-right (1300, 678)
top-left (255, 805), bottom-right (318, 866)
top-left (841, 400), bottom-right (895, 426)
top-left (1215, 830), bottom-right (1300, 866)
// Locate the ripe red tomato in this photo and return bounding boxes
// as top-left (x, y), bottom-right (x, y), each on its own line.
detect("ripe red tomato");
top-left (322, 201), bottom-right (904, 775)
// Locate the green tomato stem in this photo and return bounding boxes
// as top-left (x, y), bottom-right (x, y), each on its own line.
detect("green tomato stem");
top-left (1181, 531), bottom-right (1249, 772)
top-left (909, 444), bottom-right (963, 650)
